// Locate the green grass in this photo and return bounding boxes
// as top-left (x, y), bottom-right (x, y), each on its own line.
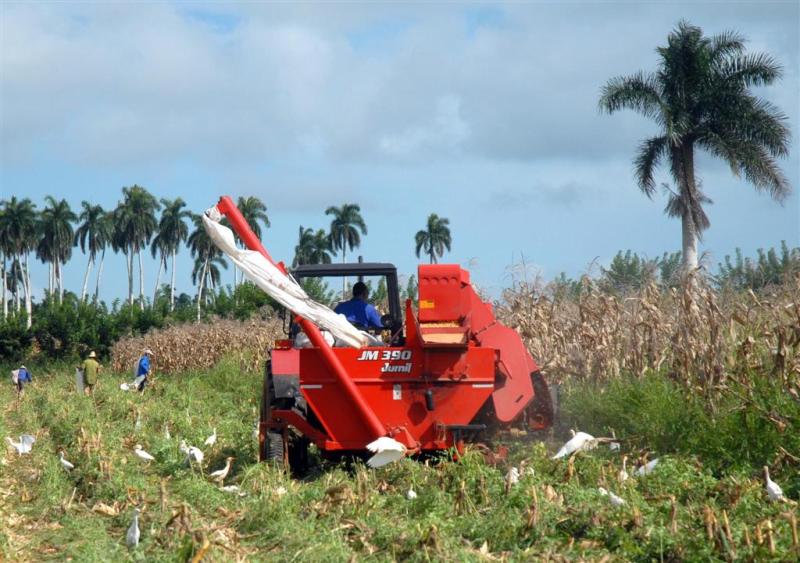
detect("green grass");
top-left (1, 361), bottom-right (798, 561)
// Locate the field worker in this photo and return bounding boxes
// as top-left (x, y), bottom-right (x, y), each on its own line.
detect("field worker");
top-left (334, 281), bottom-right (383, 330)
top-left (12, 364), bottom-right (32, 396)
top-left (135, 349), bottom-right (153, 392)
top-left (80, 351), bottom-right (102, 396)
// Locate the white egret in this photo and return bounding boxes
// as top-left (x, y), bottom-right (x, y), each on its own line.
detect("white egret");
top-left (551, 430), bottom-right (595, 459)
top-left (598, 487), bottom-right (626, 506)
top-left (59, 451), bottom-right (75, 471)
top-left (209, 456), bottom-right (234, 485)
top-left (506, 467), bottom-right (520, 487)
top-left (133, 445), bottom-right (155, 463)
top-left (618, 455), bottom-right (629, 483)
top-left (406, 488), bottom-right (418, 500)
top-left (763, 466), bottom-right (784, 502)
top-left (635, 457), bottom-right (660, 477)
top-left (6, 434), bottom-right (35, 455)
top-left (366, 436), bottom-right (406, 468)
top-left (126, 507), bottom-right (140, 548)
top-left (204, 428), bottom-right (217, 447)
top-left (221, 485), bottom-right (247, 497)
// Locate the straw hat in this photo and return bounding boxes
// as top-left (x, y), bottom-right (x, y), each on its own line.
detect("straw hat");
top-left (144, 349), bottom-right (154, 356)
top-left (88, 351), bottom-right (96, 358)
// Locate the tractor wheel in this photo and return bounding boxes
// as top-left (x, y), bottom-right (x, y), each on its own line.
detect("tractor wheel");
top-left (264, 431), bottom-right (285, 463)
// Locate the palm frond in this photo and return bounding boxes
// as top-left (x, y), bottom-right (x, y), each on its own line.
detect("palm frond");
top-left (634, 136), bottom-right (668, 197)
top-left (599, 71), bottom-right (664, 120)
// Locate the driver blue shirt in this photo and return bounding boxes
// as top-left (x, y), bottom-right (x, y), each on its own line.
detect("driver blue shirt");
top-left (334, 299), bottom-right (383, 329)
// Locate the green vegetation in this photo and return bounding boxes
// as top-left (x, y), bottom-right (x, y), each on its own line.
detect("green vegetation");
top-left (1, 360), bottom-right (797, 560)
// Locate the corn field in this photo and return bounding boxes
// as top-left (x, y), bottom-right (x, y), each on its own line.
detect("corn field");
top-left (110, 319), bottom-right (283, 374)
top-left (499, 274), bottom-right (800, 396)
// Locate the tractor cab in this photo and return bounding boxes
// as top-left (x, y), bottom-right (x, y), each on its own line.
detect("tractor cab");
top-left (288, 263), bottom-right (404, 343)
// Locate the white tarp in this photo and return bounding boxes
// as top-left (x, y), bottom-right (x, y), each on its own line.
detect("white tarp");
top-left (202, 206), bottom-right (372, 349)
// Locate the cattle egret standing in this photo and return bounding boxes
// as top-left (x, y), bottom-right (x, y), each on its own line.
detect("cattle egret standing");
top-left (204, 428), bottom-right (217, 447)
top-left (763, 466), bottom-right (785, 502)
top-left (126, 507), bottom-right (140, 548)
top-left (6, 435), bottom-right (35, 455)
top-left (209, 456), bottom-right (234, 485)
top-left (133, 445), bottom-right (155, 463)
top-left (598, 487), bottom-right (626, 506)
top-left (406, 488), bottom-right (418, 500)
top-left (366, 436), bottom-right (406, 468)
top-left (552, 430), bottom-right (595, 459)
top-left (618, 455), bottom-right (629, 483)
top-left (59, 451), bottom-right (75, 471)
top-left (506, 467), bottom-right (520, 487)
top-left (635, 458), bottom-right (660, 477)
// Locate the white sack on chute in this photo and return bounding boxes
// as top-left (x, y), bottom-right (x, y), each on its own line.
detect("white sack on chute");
top-left (202, 207), bottom-right (372, 348)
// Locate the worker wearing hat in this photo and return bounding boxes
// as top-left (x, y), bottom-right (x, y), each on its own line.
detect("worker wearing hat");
top-left (135, 349), bottom-right (154, 392)
top-left (80, 351), bottom-right (102, 396)
top-left (12, 364), bottom-right (32, 397)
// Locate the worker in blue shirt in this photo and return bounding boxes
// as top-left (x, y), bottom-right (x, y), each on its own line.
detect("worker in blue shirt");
top-left (135, 349), bottom-right (153, 392)
top-left (13, 364), bottom-right (32, 396)
top-left (334, 282), bottom-right (383, 330)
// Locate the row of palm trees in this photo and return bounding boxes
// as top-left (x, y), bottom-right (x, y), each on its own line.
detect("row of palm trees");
top-left (0, 189), bottom-right (453, 326)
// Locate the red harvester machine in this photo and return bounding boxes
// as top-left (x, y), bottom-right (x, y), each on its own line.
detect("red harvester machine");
top-left (215, 196), bottom-right (554, 472)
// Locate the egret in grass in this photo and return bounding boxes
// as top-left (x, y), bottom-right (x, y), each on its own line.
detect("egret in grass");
top-left (5, 435), bottom-right (35, 455)
top-left (180, 440), bottom-right (204, 467)
top-left (635, 457), bottom-right (660, 477)
top-left (126, 507), bottom-right (140, 548)
top-left (618, 455), bottom-right (630, 483)
top-left (598, 487), bottom-right (626, 506)
top-left (221, 485), bottom-right (247, 497)
top-left (552, 430), bottom-right (595, 459)
top-left (763, 466), bottom-right (785, 502)
top-left (406, 488), bottom-right (418, 500)
top-left (59, 451), bottom-right (75, 471)
top-left (506, 467), bottom-right (520, 487)
top-left (366, 436), bottom-right (406, 468)
top-left (208, 456), bottom-right (234, 485)
top-left (204, 428), bottom-right (217, 447)
top-left (133, 445), bottom-right (156, 463)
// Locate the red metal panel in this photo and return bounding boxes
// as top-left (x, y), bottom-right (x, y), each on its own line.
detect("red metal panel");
top-left (418, 264), bottom-right (471, 322)
top-left (299, 346), bottom-right (495, 450)
top-left (271, 348), bottom-right (299, 375)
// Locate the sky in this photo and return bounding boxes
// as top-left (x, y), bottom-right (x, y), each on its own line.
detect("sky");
top-left (1, 1), bottom-right (798, 302)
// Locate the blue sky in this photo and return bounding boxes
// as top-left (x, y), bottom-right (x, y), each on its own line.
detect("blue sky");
top-left (1, 1), bottom-right (798, 302)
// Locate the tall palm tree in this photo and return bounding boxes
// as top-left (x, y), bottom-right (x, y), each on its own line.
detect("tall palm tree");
top-left (1, 197), bottom-right (37, 327)
top-left (599, 21), bottom-right (791, 273)
top-left (188, 213), bottom-right (222, 321)
top-left (0, 203), bottom-right (8, 320)
top-left (326, 203), bottom-right (367, 297)
top-left (152, 198), bottom-right (190, 310)
top-left (112, 186), bottom-right (160, 309)
top-left (75, 202), bottom-right (111, 302)
top-left (415, 213), bottom-right (452, 264)
top-left (37, 196), bottom-right (76, 303)
top-left (293, 226), bottom-right (333, 267)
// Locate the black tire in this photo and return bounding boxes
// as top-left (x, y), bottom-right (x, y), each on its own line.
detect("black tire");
top-left (265, 430), bottom-right (284, 463)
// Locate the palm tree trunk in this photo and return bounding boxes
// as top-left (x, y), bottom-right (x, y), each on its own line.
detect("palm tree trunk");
top-left (153, 256), bottom-right (164, 306)
top-left (47, 263), bottom-right (53, 297)
top-left (1, 251), bottom-right (5, 320)
top-left (57, 260), bottom-right (63, 304)
top-left (342, 243), bottom-right (347, 300)
top-left (170, 248), bottom-right (177, 312)
top-left (23, 254), bottom-right (32, 329)
top-left (196, 256), bottom-right (209, 322)
top-left (138, 249), bottom-right (145, 310)
top-left (126, 250), bottom-right (134, 307)
top-left (13, 258), bottom-right (20, 313)
top-left (81, 253), bottom-right (93, 302)
top-left (678, 143), bottom-right (700, 274)
top-left (95, 248), bottom-right (105, 302)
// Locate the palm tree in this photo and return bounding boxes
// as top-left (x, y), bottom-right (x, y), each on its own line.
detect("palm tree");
top-left (192, 254), bottom-right (227, 302)
top-left (293, 226), bottom-right (333, 267)
top-left (37, 196), bottom-right (76, 303)
top-left (599, 21), bottom-right (791, 273)
top-left (75, 202), bottom-right (111, 302)
top-left (152, 198), bottom-right (190, 310)
top-left (188, 213), bottom-right (222, 321)
top-left (233, 196), bottom-right (270, 287)
top-left (1, 197), bottom-right (37, 327)
top-left (415, 213), bottom-right (452, 264)
top-left (0, 203), bottom-right (8, 320)
top-left (326, 203), bottom-right (367, 297)
top-left (112, 186), bottom-right (160, 309)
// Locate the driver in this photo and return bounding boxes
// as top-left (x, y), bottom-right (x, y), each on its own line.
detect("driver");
top-left (334, 281), bottom-right (383, 330)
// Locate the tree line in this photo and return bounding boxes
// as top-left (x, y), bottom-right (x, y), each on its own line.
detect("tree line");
top-left (0, 189), bottom-right (453, 328)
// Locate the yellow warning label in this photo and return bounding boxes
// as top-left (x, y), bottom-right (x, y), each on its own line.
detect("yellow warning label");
top-left (420, 299), bottom-right (435, 309)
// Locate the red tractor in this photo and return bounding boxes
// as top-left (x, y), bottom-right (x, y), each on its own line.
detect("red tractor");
top-left (213, 197), bottom-right (554, 473)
